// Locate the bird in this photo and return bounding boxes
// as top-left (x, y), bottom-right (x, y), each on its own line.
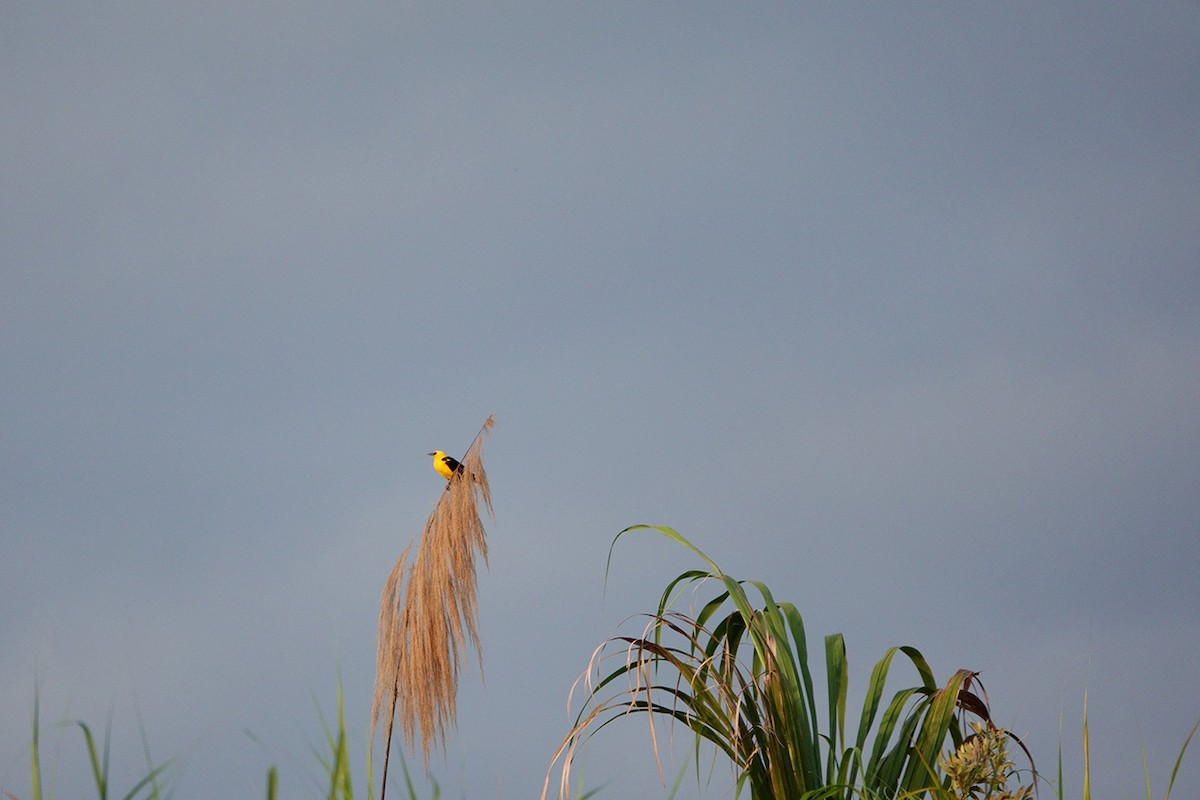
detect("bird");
top-left (428, 450), bottom-right (465, 481)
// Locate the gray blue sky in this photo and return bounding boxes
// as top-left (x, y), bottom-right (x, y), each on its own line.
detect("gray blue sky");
top-left (3, 3), bottom-right (1199, 798)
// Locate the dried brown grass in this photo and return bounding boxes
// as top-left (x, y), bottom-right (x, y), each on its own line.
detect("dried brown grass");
top-left (372, 416), bottom-right (495, 775)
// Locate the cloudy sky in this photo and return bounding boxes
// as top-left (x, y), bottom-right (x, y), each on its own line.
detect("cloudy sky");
top-left (3, 3), bottom-right (1198, 798)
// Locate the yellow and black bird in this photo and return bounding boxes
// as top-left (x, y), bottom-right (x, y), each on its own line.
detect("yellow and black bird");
top-left (428, 450), bottom-right (465, 481)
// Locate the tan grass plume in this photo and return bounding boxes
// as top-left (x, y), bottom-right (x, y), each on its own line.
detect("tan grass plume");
top-left (372, 415), bottom-right (495, 786)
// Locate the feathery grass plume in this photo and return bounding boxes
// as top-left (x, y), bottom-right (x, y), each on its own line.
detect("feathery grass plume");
top-left (372, 416), bottom-right (495, 790)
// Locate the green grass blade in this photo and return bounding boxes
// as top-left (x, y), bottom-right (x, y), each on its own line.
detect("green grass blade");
top-left (1143, 742), bottom-right (1153, 800)
top-left (75, 721), bottom-right (108, 800)
top-left (398, 750), bottom-right (420, 800)
top-left (116, 761), bottom-right (175, 800)
top-left (866, 686), bottom-right (926, 790)
top-left (779, 601), bottom-right (822, 759)
top-left (900, 669), bottom-right (972, 795)
top-left (364, 726), bottom-right (376, 800)
top-left (30, 684), bottom-right (44, 800)
top-left (134, 705), bottom-right (170, 800)
top-left (744, 581), bottom-right (824, 788)
top-left (855, 646), bottom-right (903, 776)
top-left (855, 647), bottom-right (899, 740)
top-left (825, 632), bottom-right (848, 777)
top-left (608, 525), bottom-right (722, 581)
top-left (1057, 739), bottom-right (1064, 800)
top-left (1163, 718), bottom-right (1200, 800)
top-left (103, 712), bottom-right (113, 800)
top-left (316, 683), bottom-right (354, 800)
top-left (392, 748), bottom-right (441, 800)
top-left (1082, 692), bottom-right (1090, 800)
top-left (897, 646), bottom-right (937, 692)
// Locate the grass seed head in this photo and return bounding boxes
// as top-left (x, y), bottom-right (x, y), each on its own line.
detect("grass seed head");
top-left (373, 416), bottom-right (495, 766)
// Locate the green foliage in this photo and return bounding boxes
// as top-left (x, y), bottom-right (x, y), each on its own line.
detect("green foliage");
top-left (22, 687), bottom-right (173, 800)
top-left (72, 716), bottom-right (174, 800)
top-left (19, 681), bottom-right (443, 800)
top-left (545, 525), bottom-right (1025, 800)
top-left (308, 680), bottom-right (440, 800)
top-left (1054, 696), bottom-right (1200, 800)
top-left (389, 753), bottom-right (440, 800)
top-left (314, 683), bottom-right (357, 800)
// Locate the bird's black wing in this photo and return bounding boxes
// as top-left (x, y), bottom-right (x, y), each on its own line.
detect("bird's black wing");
top-left (442, 455), bottom-right (464, 474)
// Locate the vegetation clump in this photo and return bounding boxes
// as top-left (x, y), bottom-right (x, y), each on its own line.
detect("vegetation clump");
top-left (544, 524), bottom-right (1034, 800)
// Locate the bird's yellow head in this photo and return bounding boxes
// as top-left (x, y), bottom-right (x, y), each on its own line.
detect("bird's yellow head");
top-left (427, 450), bottom-right (446, 460)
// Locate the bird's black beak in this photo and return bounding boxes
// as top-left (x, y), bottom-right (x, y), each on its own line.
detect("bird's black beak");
top-left (426, 451), bottom-right (436, 456)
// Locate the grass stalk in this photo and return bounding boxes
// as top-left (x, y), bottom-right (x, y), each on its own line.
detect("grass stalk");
top-left (1162, 719), bottom-right (1200, 800)
top-left (1082, 693), bottom-right (1090, 800)
top-left (30, 685), bottom-right (44, 800)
